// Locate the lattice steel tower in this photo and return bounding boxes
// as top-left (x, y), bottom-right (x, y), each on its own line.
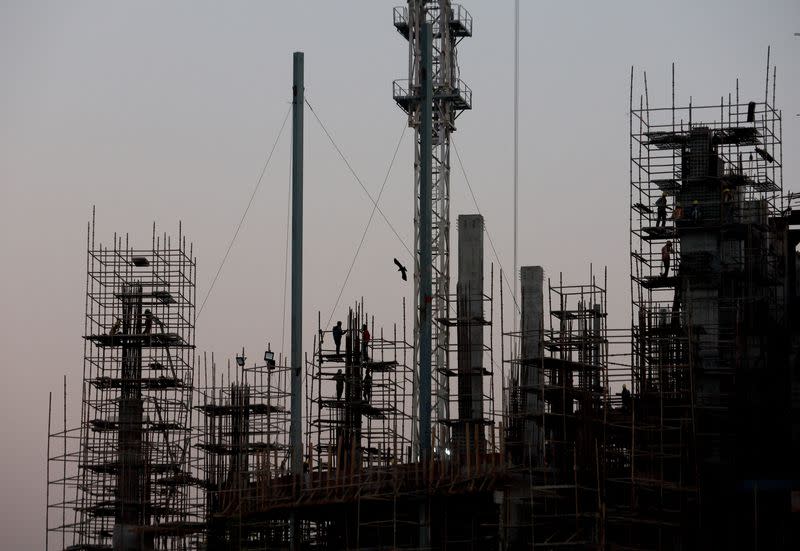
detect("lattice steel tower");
top-left (393, 1), bottom-right (472, 451)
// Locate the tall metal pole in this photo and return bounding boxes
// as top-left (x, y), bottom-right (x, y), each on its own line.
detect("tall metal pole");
top-left (419, 22), bottom-right (433, 459)
top-left (513, 0), bottom-right (519, 330)
top-left (290, 51), bottom-right (304, 479)
top-left (290, 50), bottom-right (304, 551)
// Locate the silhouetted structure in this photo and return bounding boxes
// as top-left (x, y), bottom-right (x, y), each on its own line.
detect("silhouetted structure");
top-left (45, 8), bottom-right (799, 550)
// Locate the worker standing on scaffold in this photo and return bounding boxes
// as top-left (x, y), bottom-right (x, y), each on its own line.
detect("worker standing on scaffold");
top-left (661, 241), bottom-right (674, 278)
top-left (363, 370), bottom-right (372, 403)
top-left (722, 186), bottom-right (734, 224)
top-left (334, 369), bottom-right (345, 401)
top-left (655, 191), bottom-right (668, 228)
top-left (332, 321), bottom-right (346, 356)
top-left (360, 324), bottom-right (370, 362)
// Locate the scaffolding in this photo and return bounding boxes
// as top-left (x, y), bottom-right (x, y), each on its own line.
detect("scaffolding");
top-left (307, 302), bottom-right (413, 474)
top-left (197, 296), bottom-right (508, 550)
top-left (304, 303), bottom-right (416, 547)
top-left (502, 269), bottom-right (610, 548)
top-left (436, 264), bottom-right (497, 459)
top-left (626, 64), bottom-right (784, 547)
top-left (195, 351), bottom-right (292, 549)
top-left (47, 218), bottom-right (201, 550)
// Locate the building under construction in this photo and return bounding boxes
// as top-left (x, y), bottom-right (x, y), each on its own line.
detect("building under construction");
top-left (46, 2), bottom-right (799, 550)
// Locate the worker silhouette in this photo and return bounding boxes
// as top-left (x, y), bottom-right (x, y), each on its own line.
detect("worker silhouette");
top-left (661, 241), bottom-right (673, 278)
top-left (722, 187), bottom-right (734, 224)
top-left (621, 384), bottom-right (632, 413)
top-left (360, 324), bottom-right (370, 362)
top-left (655, 192), bottom-right (668, 228)
top-left (333, 369), bottom-right (345, 401)
top-left (109, 317), bottom-right (122, 336)
top-left (363, 370), bottom-right (372, 403)
top-left (332, 321), bottom-right (347, 356)
top-left (143, 309), bottom-right (164, 334)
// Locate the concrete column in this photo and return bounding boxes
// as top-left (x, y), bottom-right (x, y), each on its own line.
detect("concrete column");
top-left (457, 214), bottom-right (484, 450)
top-left (115, 283), bottom-right (148, 551)
top-left (520, 266), bottom-right (544, 464)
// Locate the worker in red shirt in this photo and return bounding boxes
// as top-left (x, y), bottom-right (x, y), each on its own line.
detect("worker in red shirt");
top-left (661, 241), bottom-right (673, 278)
top-left (361, 324), bottom-right (370, 362)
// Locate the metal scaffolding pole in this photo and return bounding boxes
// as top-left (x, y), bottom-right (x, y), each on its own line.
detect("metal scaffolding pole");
top-left (290, 51), bottom-right (304, 478)
top-left (290, 50), bottom-right (305, 551)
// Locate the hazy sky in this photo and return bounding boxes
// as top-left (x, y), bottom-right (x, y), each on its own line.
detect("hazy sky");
top-left (1, 1), bottom-right (798, 548)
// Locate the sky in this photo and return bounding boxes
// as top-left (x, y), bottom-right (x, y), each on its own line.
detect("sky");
top-left (1, 1), bottom-right (799, 548)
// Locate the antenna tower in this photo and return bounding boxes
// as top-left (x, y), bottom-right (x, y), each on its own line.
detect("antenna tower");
top-left (393, 0), bottom-right (472, 453)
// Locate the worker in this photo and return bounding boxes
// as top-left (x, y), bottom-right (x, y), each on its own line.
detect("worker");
top-left (363, 370), bottom-right (372, 403)
top-left (332, 321), bottom-right (347, 356)
top-left (333, 369), bottom-right (345, 401)
top-left (360, 324), bottom-right (370, 362)
top-left (655, 192), bottom-right (668, 228)
top-left (722, 187), bottom-right (734, 224)
top-left (621, 384), bottom-right (632, 413)
top-left (109, 317), bottom-right (122, 336)
top-left (143, 309), bottom-right (164, 334)
top-left (690, 200), bottom-right (702, 224)
top-left (672, 202), bottom-right (684, 221)
top-left (661, 241), bottom-right (673, 278)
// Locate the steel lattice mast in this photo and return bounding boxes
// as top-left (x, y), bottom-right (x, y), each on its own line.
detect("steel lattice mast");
top-left (393, 1), bottom-right (472, 454)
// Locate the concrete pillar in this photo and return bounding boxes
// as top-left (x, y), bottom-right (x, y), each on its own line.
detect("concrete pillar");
top-left (457, 214), bottom-right (484, 450)
top-left (520, 266), bottom-right (544, 464)
top-left (115, 283), bottom-right (149, 551)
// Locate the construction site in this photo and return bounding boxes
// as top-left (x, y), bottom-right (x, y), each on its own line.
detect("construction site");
top-left (43, 2), bottom-right (799, 550)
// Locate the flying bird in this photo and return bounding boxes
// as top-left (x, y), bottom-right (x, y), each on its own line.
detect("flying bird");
top-left (393, 258), bottom-right (408, 281)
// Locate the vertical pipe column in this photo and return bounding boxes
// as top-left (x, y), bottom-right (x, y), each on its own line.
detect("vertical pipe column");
top-left (290, 52), bottom-right (304, 479)
top-left (418, 23), bottom-right (433, 459)
top-left (289, 50), bottom-right (304, 551)
top-left (521, 266), bottom-right (544, 464)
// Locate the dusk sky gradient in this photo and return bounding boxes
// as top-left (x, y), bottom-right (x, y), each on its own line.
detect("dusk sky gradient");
top-left (1, 1), bottom-right (798, 548)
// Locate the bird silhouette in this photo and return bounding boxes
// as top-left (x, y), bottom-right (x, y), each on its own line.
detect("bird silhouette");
top-left (393, 258), bottom-right (408, 281)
